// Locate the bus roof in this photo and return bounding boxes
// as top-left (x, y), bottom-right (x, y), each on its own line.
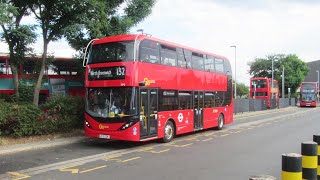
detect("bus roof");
top-left (93, 34), bottom-right (228, 60)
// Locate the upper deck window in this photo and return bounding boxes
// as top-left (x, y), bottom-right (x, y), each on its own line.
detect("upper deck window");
top-left (0, 60), bottom-right (6, 75)
top-left (160, 44), bottom-right (177, 66)
top-left (302, 84), bottom-right (316, 93)
top-left (191, 52), bottom-right (204, 71)
top-left (204, 56), bottom-right (215, 72)
top-left (88, 41), bottom-right (134, 64)
top-left (251, 79), bottom-right (267, 88)
top-left (139, 40), bottom-right (160, 64)
top-left (215, 58), bottom-right (224, 73)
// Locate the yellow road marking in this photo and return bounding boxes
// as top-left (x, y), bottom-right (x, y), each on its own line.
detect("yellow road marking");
top-left (186, 138), bottom-right (200, 142)
top-left (150, 149), bottom-right (170, 153)
top-left (80, 165), bottom-right (107, 174)
top-left (232, 131), bottom-right (242, 133)
top-left (59, 164), bottom-right (83, 174)
top-left (202, 138), bottom-right (213, 142)
top-left (165, 142), bottom-right (193, 147)
top-left (220, 134), bottom-right (229, 137)
top-left (179, 143), bottom-right (193, 147)
top-left (122, 157), bottom-right (141, 163)
top-left (6, 172), bottom-right (30, 180)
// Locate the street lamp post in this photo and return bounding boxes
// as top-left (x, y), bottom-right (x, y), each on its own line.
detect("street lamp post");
top-left (230, 45), bottom-right (237, 99)
top-left (317, 70), bottom-right (319, 102)
top-left (271, 58), bottom-right (274, 99)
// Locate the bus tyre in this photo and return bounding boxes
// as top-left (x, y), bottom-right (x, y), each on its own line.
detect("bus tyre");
top-left (216, 114), bottom-right (224, 130)
top-left (162, 121), bottom-right (174, 143)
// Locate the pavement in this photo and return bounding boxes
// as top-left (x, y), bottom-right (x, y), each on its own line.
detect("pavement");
top-left (0, 106), bottom-right (295, 155)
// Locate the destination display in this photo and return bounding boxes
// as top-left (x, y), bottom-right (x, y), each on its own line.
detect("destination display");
top-left (88, 66), bottom-right (126, 80)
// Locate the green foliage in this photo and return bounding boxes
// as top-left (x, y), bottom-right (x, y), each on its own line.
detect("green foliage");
top-left (40, 95), bottom-right (84, 133)
top-left (0, 95), bottom-right (85, 137)
top-left (237, 83), bottom-right (249, 98)
top-left (0, 100), bottom-right (42, 136)
top-left (0, 1), bottom-right (17, 24)
top-left (248, 54), bottom-right (309, 95)
top-left (65, 0), bottom-right (156, 51)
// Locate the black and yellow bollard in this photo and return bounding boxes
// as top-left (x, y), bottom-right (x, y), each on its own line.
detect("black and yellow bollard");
top-left (282, 153), bottom-right (302, 180)
top-left (302, 141), bottom-right (318, 180)
top-left (313, 135), bottom-right (320, 180)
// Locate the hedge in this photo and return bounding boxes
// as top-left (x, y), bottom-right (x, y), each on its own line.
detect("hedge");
top-left (0, 95), bottom-right (85, 137)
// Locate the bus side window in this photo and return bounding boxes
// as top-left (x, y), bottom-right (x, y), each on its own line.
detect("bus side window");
top-left (183, 49), bottom-right (192, 69)
top-left (160, 44), bottom-right (177, 66)
top-left (159, 90), bottom-right (178, 111)
top-left (215, 58), bottom-right (224, 73)
top-left (178, 91), bottom-right (192, 110)
top-left (139, 40), bottom-right (160, 64)
top-left (205, 55), bottom-right (215, 72)
top-left (204, 92), bottom-right (215, 108)
top-left (191, 52), bottom-right (204, 71)
top-left (0, 60), bottom-right (6, 75)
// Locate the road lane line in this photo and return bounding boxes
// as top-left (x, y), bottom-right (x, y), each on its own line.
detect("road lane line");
top-left (122, 157), bottom-right (141, 163)
top-left (80, 165), bottom-right (107, 174)
top-left (202, 138), bottom-right (213, 142)
top-left (59, 164), bottom-right (83, 174)
top-left (6, 172), bottom-right (30, 180)
top-left (220, 134), bottom-right (229, 137)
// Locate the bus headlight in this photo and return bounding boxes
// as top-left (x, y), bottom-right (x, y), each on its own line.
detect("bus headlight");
top-left (119, 121), bottom-right (135, 130)
top-left (85, 120), bottom-right (92, 129)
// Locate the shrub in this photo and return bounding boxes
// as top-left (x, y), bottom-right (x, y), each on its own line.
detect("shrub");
top-left (0, 100), bottom-right (42, 136)
top-left (40, 95), bottom-right (85, 133)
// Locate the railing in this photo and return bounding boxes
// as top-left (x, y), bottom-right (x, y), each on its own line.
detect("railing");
top-left (234, 98), bottom-right (297, 114)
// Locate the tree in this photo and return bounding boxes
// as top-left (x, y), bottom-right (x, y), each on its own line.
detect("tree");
top-left (0, 0), bottom-right (36, 99)
top-left (30, 0), bottom-right (89, 105)
top-left (237, 83), bottom-right (249, 98)
top-left (31, 0), bottom-right (155, 105)
top-left (65, 0), bottom-right (156, 52)
top-left (248, 54), bottom-right (309, 96)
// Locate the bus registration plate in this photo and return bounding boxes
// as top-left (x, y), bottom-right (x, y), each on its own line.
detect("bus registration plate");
top-left (99, 134), bottom-right (110, 139)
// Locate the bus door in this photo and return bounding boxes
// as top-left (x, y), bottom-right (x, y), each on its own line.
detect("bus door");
top-left (139, 88), bottom-right (158, 139)
top-left (193, 91), bottom-right (204, 130)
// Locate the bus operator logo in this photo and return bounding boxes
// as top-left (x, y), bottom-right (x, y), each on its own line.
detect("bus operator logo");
top-left (144, 78), bottom-right (155, 86)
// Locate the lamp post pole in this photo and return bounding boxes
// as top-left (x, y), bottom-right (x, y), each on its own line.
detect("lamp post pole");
top-left (271, 58), bottom-right (274, 99)
top-left (317, 70), bottom-right (319, 102)
top-left (282, 66), bottom-right (285, 98)
top-left (230, 45), bottom-right (237, 99)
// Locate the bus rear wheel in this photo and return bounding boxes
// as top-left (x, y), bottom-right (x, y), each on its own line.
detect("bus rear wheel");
top-left (162, 121), bottom-right (174, 143)
top-left (216, 114), bottom-right (224, 130)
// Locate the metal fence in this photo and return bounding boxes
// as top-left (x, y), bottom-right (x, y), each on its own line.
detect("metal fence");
top-left (234, 98), bottom-right (296, 114)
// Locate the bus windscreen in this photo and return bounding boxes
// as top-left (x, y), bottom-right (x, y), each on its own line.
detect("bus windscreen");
top-left (88, 41), bottom-right (134, 64)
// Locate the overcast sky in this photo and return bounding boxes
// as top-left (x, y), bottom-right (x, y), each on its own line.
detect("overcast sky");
top-left (1, 0), bottom-right (320, 85)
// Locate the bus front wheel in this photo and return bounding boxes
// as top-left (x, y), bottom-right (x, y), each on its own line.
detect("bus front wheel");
top-left (216, 113), bottom-right (224, 130)
top-left (162, 120), bottom-right (174, 143)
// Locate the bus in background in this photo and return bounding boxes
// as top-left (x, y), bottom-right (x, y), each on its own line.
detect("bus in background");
top-left (0, 55), bottom-right (84, 103)
top-left (300, 82), bottom-right (318, 107)
top-left (250, 77), bottom-right (279, 108)
top-left (83, 34), bottom-right (233, 142)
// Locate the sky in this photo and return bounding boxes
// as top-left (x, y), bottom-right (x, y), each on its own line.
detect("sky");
top-left (1, 0), bottom-right (320, 85)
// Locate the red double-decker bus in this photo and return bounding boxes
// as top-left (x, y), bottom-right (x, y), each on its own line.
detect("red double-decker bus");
top-left (250, 77), bottom-right (279, 108)
top-left (0, 55), bottom-right (85, 102)
top-left (300, 82), bottom-right (318, 107)
top-left (83, 34), bottom-right (233, 142)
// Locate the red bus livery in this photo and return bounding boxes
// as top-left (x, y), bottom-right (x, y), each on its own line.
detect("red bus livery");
top-left (83, 34), bottom-right (233, 142)
top-left (0, 55), bottom-right (84, 102)
top-left (250, 77), bottom-right (279, 108)
top-left (300, 82), bottom-right (318, 107)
